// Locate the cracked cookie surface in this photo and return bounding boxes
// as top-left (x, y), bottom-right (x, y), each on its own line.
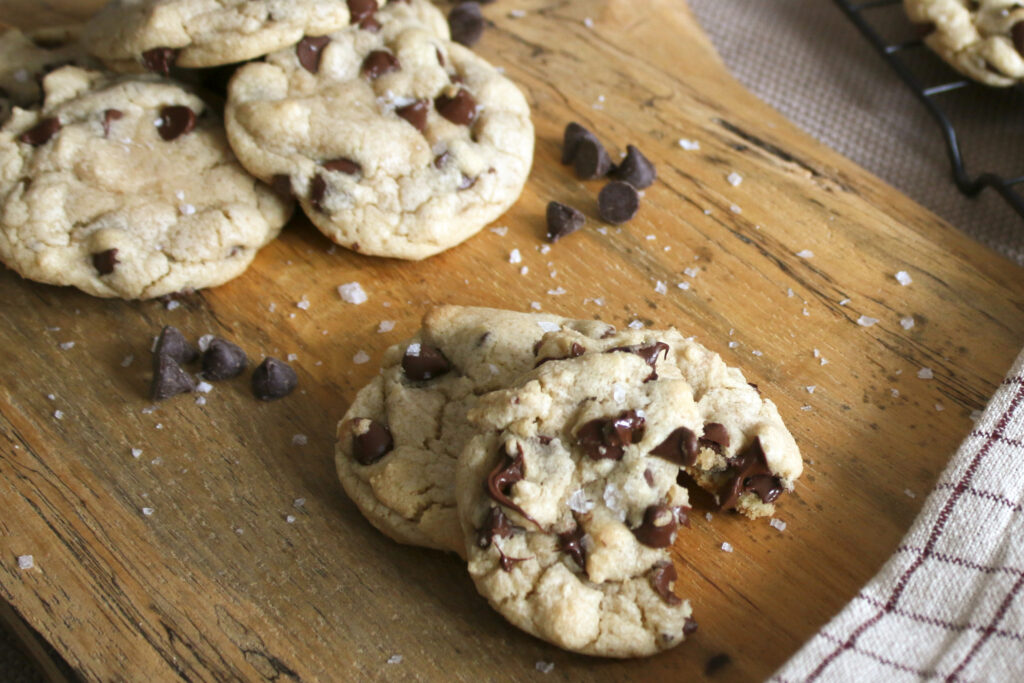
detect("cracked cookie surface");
top-left (334, 306), bottom-right (613, 555)
top-left (225, 1), bottom-right (533, 259)
top-left (0, 66), bottom-right (291, 299)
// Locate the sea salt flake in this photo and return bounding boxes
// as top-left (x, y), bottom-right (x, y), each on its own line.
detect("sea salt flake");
top-left (509, 248), bottom-right (522, 264)
top-left (292, 434), bottom-right (308, 446)
top-left (353, 350), bottom-right (370, 365)
top-left (683, 267), bottom-right (699, 278)
top-left (677, 282), bottom-right (690, 291)
top-left (787, 288), bottom-right (795, 298)
top-left (895, 271), bottom-right (912, 286)
top-left (286, 353), bottom-right (298, 362)
top-left (918, 367), bottom-right (933, 380)
top-left (536, 661), bottom-right (555, 674)
top-left (645, 234), bottom-right (656, 241)
top-left (377, 320), bottom-right (395, 333)
top-left (520, 266), bottom-right (529, 275)
top-left (796, 249), bottom-right (814, 259)
top-left (179, 204), bottom-right (196, 216)
top-left (769, 518), bottom-right (787, 532)
top-left (406, 343), bottom-right (421, 356)
top-left (654, 281), bottom-right (667, 295)
top-left (857, 316), bottom-right (878, 327)
top-left (612, 383), bottom-right (627, 404)
top-left (59, 341), bottom-right (75, 350)
top-left (935, 403), bottom-right (944, 412)
top-left (53, 410), bottom-right (64, 420)
top-left (800, 405), bottom-right (813, 411)
top-left (820, 357), bottom-right (829, 366)
top-left (813, 348), bottom-right (820, 358)
top-left (539, 244), bottom-right (551, 255)
top-left (121, 354), bottom-right (134, 367)
top-left (705, 512), bottom-right (713, 522)
top-left (678, 138), bottom-right (700, 150)
top-left (628, 320), bottom-right (645, 330)
top-left (338, 282), bottom-right (368, 304)
top-left (751, 350), bottom-right (763, 357)
top-left (730, 204), bottom-right (742, 214)
top-left (603, 484), bottom-right (626, 521)
top-left (839, 298), bottom-right (851, 306)
top-left (547, 287), bottom-right (566, 296)
top-left (296, 297), bottom-right (310, 310)
top-left (583, 16), bottom-right (594, 27)
top-left (195, 395), bottom-right (207, 406)
top-left (728, 341), bottom-right (738, 349)
top-left (567, 488), bottom-right (595, 514)
top-left (142, 507), bottom-right (154, 516)
top-left (900, 317), bottom-right (915, 330)
top-left (537, 321), bottom-right (560, 333)
top-left (17, 555), bottom-right (34, 570)
top-left (387, 655), bottom-right (403, 665)
top-left (490, 226), bottom-right (508, 236)
top-left (131, 448), bottom-right (142, 459)
top-left (286, 515), bottom-right (296, 524)
top-left (727, 172), bottom-right (743, 187)
top-left (904, 489), bottom-right (916, 499)
top-left (891, 389), bottom-right (900, 398)
top-left (806, 385), bottom-right (816, 394)
top-left (196, 381), bottom-right (213, 393)
top-left (721, 542), bottom-right (733, 553)
top-left (530, 301), bottom-right (542, 311)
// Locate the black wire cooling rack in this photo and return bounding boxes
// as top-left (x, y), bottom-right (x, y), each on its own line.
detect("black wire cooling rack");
top-left (833, 0), bottom-right (1024, 219)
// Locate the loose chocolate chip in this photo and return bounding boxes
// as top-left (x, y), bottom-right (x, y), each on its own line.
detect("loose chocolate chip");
top-left (449, 2), bottom-right (485, 46)
top-left (322, 157), bottom-right (361, 175)
top-left (91, 248), bottom-right (119, 276)
top-left (717, 437), bottom-right (783, 510)
top-left (352, 418), bottom-right (393, 465)
top-left (632, 504), bottom-right (680, 548)
top-left (561, 122), bottom-right (593, 165)
top-left (705, 653), bottom-right (732, 676)
top-left (477, 505), bottom-right (514, 549)
top-left (396, 99), bottom-right (429, 132)
top-left (360, 50), bottom-right (400, 80)
top-left (270, 174), bottom-right (293, 198)
top-left (651, 426), bottom-right (698, 467)
top-left (154, 325), bottom-right (197, 365)
top-left (1013, 22), bottom-right (1024, 56)
top-left (19, 117), bottom-right (60, 146)
top-left (296, 35), bottom-right (330, 73)
top-left (577, 410), bottom-right (646, 461)
top-left (348, 0), bottom-right (377, 24)
top-left (573, 136), bottom-right (614, 180)
top-left (142, 47), bottom-right (178, 75)
top-left (557, 524), bottom-right (587, 570)
top-left (611, 144), bottom-right (657, 189)
top-left (435, 88), bottom-right (478, 125)
top-left (650, 561), bottom-right (682, 606)
top-left (202, 338), bottom-right (247, 380)
top-left (402, 343), bottom-right (450, 381)
top-left (151, 355), bottom-right (196, 400)
top-left (607, 341), bottom-right (669, 381)
top-left (310, 174), bottom-right (328, 212)
top-left (251, 357), bottom-right (298, 401)
top-left (598, 180), bottom-right (639, 224)
top-left (156, 105), bottom-right (196, 141)
top-left (102, 109), bottom-right (123, 137)
top-left (545, 201), bottom-right (585, 242)
top-left (485, 444), bottom-right (538, 526)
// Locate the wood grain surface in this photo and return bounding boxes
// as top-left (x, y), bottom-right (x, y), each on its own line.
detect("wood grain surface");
top-left (2, 1), bottom-right (1023, 681)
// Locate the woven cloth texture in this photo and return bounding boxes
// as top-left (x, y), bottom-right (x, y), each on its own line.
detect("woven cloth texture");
top-left (689, 0), bottom-right (1024, 265)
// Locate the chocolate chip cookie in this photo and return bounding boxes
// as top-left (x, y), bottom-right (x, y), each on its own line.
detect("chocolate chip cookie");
top-left (335, 306), bottom-right (613, 554)
top-left (0, 66), bottom-right (292, 299)
top-left (0, 26), bottom-right (97, 122)
top-left (225, 1), bottom-right (534, 259)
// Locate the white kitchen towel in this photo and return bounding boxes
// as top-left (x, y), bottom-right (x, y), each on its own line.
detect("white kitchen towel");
top-left (771, 349), bottom-right (1024, 681)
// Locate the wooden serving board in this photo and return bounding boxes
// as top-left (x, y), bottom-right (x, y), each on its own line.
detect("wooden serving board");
top-left (2, 1), bottom-right (1022, 680)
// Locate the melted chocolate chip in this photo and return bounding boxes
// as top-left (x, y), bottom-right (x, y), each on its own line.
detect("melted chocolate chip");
top-left (347, 0), bottom-right (377, 24)
top-left (650, 561), bottom-right (682, 605)
top-left (396, 99), bottom-right (429, 132)
top-left (435, 88), bottom-right (478, 125)
top-left (561, 122), bottom-right (594, 165)
top-left (310, 174), bottom-right (328, 212)
top-left (156, 105), bottom-right (196, 141)
top-left (142, 47), bottom-right (178, 75)
top-left (102, 109), bottom-right (123, 137)
top-left (270, 174), bottom-right (293, 198)
top-left (322, 158), bottom-right (361, 175)
top-left (705, 653), bottom-right (732, 676)
top-left (607, 341), bottom-right (669, 381)
top-left (573, 136), bottom-right (613, 179)
top-left (650, 426), bottom-right (698, 467)
top-left (449, 2), bottom-right (485, 46)
top-left (598, 180), bottom-right (639, 224)
top-left (545, 201), bottom-right (585, 242)
top-left (611, 144), bottom-right (657, 189)
top-left (402, 343), bottom-right (450, 381)
top-left (251, 357), bottom-right (298, 400)
top-left (19, 117), bottom-right (60, 146)
top-left (151, 355), bottom-right (196, 400)
top-left (702, 422), bottom-right (730, 449)
top-left (534, 341), bottom-right (585, 368)
top-left (632, 504), bottom-right (679, 548)
top-left (717, 437), bottom-right (783, 510)
top-left (1013, 22), bottom-right (1024, 56)
top-left (202, 338), bottom-right (247, 380)
top-left (557, 524), bottom-right (586, 570)
top-left (485, 445), bottom-right (538, 526)
top-left (352, 419), bottom-right (393, 465)
top-left (360, 50), bottom-right (400, 80)
top-left (296, 35), bottom-right (330, 73)
top-left (498, 548), bottom-right (528, 572)
top-left (154, 325), bottom-right (197, 365)
top-left (477, 505), bottom-right (514, 548)
top-left (92, 248), bottom-right (119, 276)
top-left (577, 410), bottom-right (646, 461)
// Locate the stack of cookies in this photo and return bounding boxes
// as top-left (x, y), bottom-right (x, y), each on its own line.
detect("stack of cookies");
top-left (0, 0), bottom-right (533, 299)
top-left (335, 306), bottom-right (803, 657)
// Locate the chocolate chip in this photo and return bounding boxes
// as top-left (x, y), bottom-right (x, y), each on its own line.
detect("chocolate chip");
top-left (433, 151), bottom-right (450, 168)
top-left (101, 109), bottom-right (123, 137)
top-left (270, 174), bottom-right (293, 198)
top-left (359, 16), bottom-right (381, 31)
top-left (701, 422), bottom-right (730, 449)
top-left (573, 136), bottom-right (613, 180)
top-left (351, 418), bottom-right (393, 465)
top-left (534, 340), bottom-right (585, 367)
top-left (251, 357), bottom-right (298, 400)
top-left (322, 158), bottom-right (361, 175)
top-left (296, 35), bottom-right (330, 73)
top-left (1013, 22), bottom-right (1024, 56)
top-left (557, 524), bottom-right (587, 570)
top-left (458, 174), bottom-right (477, 191)
top-left (684, 617), bottom-right (699, 636)
top-left (545, 201), bottom-right (585, 242)
top-left (142, 47), bottom-right (178, 76)
top-left (91, 248), bottom-right (119, 276)
top-left (611, 144), bottom-right (656, 189)
top-left (310, 174), bottom-right (328, 212)
top-left (449, 2), bottom-right (485, 46)
top-left (607, 341), bottom-right (669, 381)
top-left (651, 427), bottom-right (698, 467)
top-left (151, 355), bottom-right (196, 400)
top-left (717, 437), bottom-right (783, 510)
top-left (644, 468), bottom-right (655, 487)
top-left (402, 343), bottom-right (450, 381)
top-left (650, 561), bottom-right (682, 605)
top-left (598, 180), bottom-right (639, 224)
top-left (156, 105), bottom-right (196, 141)
top-left (154, 325), bottom-right (197, 365)
top-left (477, 505), bottom-right (514, 549)
top-left (577, 410), bottom-right (646, 461)
top-left (19, 117), bottom-right (60, 146)
top-left (360, 50), bottom-right (400, 80)
top-left (485, 444), bottom-right (538, 526)
top-left (436, 47), bottom-right (446, 67)
top-left (561, 122), bottom-right (593, 165)
top-left (705, 653), bottom-right (732, 676)
top-left (396, 99), bottom-right (429, 132)
top-left (633, 504), bottom-right (681, 548)
top-left (435, 88), bottom-right (478, 125)
top-left (201, 338), bottom-right (247, 381)
top-left (347, 0), bottom-right (377, 24)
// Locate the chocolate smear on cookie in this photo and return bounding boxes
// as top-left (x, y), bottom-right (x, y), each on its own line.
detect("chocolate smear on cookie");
top-left (154, 325), bottom-right (197, 365)
top-left (607, 341), bottom-right (669, 381)
top-left (557, 523), bottom-right (587, 570)
top-left (101, 109), bottom-right (122, 137)
top-left (401, 343), bottom-right (450, 381)
top-left (156, 105), bottom-right (196, 141)
top-left (251, 357), bottom-right (297, 400)
top-left (477, 505), bottom-right (514, 548)
top-left (360, 50), bottom-right (400, 80)
top-left (19, 117), bottom-right (60, 146)
top-left (651, 426), bottom-right (698, 467)
top-left (202, 338), bottom-right (247, 380)
top-left (632, 504), bottom-right (680, 548)
top-left (573, 136), bottom-right (614, 179)
top-left (142, 47), bottom-right (178, 75)
top-left (449, 2), bottom-right (485, 46)
top-left (717, 437), bottom-right (783, 510)
top-left (611, 144), bottom-right (657, 189)
top-left (151, 355), bottom-right (196, 400)
top-left (485, 444), bottom-right (538, 526)
top-left (650, 561), bottom-right (682, 606)
top-left (435, 88), bottom-right (478, 125)
top-left (296, 35), bottom-right (330, 73)
top-left (352, 418), bottom-right (393, 465)
top-left (577, 410), bottom-right (646, 461)
top-left (598, 180), bottom-right (639, 224)
top-left (396, 99), bottom-right (429, 132)
top-left (92, 248), bottom-right (119, 276)
top-left (545, 201), bottom-right (585, 242)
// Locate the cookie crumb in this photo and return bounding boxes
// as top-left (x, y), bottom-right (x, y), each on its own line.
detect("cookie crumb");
top-left (338, 282), bottom-right (368, 304)
top-left (895, 271), bottom-right (912, 286)
top-left (292, 434), bottom-right (308, 446)
top-left (353, 351), bottom-right (370, 365)
top-left (721, 542), bottom-right (733, 553)
top-left (17, 555), bottom-right (34, 570)
top-left (535, 661), bottom-right (555, 674)
top-left (678, 138), bottom-right (700, 150)
top-left (857, 316), bottom-right (878, 327)
top-left (727, 172), bottom-right (743, 187)
top-left (918, 367), bottom-right (933, 380)
top-left (769, 518), bottom-right (787, 532)
top-left (900, 316), bottom-right (915, 330)
top-left (387, 655), bottom-right (403, 665)
top-left (377, 320), bottom-right (395, 333)
top-left (796, 249), bottom-right (814, 259)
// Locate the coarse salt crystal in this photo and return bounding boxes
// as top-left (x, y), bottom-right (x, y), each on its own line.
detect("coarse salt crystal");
top-left (728, 341), bottom-right (738, 349)
top-left (196, 381), bottom-right (213, 393)
top-left (677, 282), bottom-right (690, 291)
top-left (46, 394), bottom-right (55, 400)
top-left (820, 357), bottom-right (829, 366)
top-left (645, 234), bottom-right (656, 241)
top-left (900, 317), bottom-right (915, 330)
top-left (337, 282), bottom-right (367, 304)
top-left (539, 244), bottom-right (551, 255)
top-left (603, 483), bottom-right (626, 521)
top-left (612, 383), bottom-right (627, 404)
top-left (179, 204), bottom-right (196, 216)
top-left (705, 512), bottom-right (713, 522)
top-left (268, 302), bottom-right (277, 313)
top-left (918, 367), bottom-right (933, 380)
top-left (142, 507), bottom-right (154, 516)
top-left (166, 299), bottom-right (181, 311)
top-left (935, 403), bottom-right (944, 412)
top-left (387, 655), bottom-right (403, 665)
top-left (488, 363), bottom-right (499, 375)
top-left (536, 321), bottom-right (560, 333)
top-left (509, 248), bottom-right (522, 264)
top-left (490, 226), bottom-right (508, 236)
top-left (904, 489), bottom-right (916, 498)
top-left (628, 320), bottom-right (645, 330)
top-left (752, 350), bottom-right (763, 357)
top-left (839, 298), bottom-right (851, 306)
top-left (296, 297), bottom-right (310, 310)
top-left (18, 555), bottom-right (34, 570)
top-left (509, 9), bottom-right (526, 18)
top-left (59, 341), bottom-right (75, 350)
top-left (787, 288), bottom-right (795, 298)
top-left (53, 410), bottom-right (64, 420)
top-left (857, 316), bottom-right (878, 327)
top-left (353, 350), bottom-right (370, 365)
top-left (155, 423), bottom-right (163, 429)
top-left (175, 190), bottom-right (186, 201)
top-left (547, 287), bottom-right (566, 296)
top-left (678, 139), bottom-right (700, 150)
top-left (520, 266), bottom-right (529, 275)
top-left (121, 354), bottom-right (134, 367)
top-left (567, 488), bottom-right (595, 514)
top-left (530, 301), bottom-right (541, 311)
top-left (377, 320), bottom-right (395, 333)
top-left (292, 434), bottom-right (308, 446)
top-left (655, 281), bottom-right (667, 295)
top-left (895, 271), bottom-right (912, 286)
top-left (287, 353), bottom-right (298, 362)
top-left (796, 249), bottom-right (814, 259)
top-left (891, 389), bottom-right (900, 398)
top-left (131, 448), bottom-right (142, 458)
top-left (198, 334), bottom-right (215, 352)
top-left (769, 518), bottom-right (787, 532)
top-left (142, 405), bottom-right (156, 414)
top-left (583, 16), bottom-right (594, 27)
top-left (721, 542), bottom-right (733, 553)
top-left (683, 267), bottom-right (699, 278)
top-left (294, 498), bottom-right (306, 508)
top-left (727, 172), bottom-right (743, 187)
top-left (806, 385), bottom-right (816, 394)
top-left (406, 343), bottom-right (421, 356)
top-left (970, 409), bottom-right (983, 421)
top-left (286, 515), bottom-right (296, 524)
top-left (800, 405), bottom-right (812, 411)
top-left (536, 661), bottom-right (555, 674)
top-left (730, 204), bottom-right (742, 214)
top-left (195, 396), bottom-right (207, 406)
